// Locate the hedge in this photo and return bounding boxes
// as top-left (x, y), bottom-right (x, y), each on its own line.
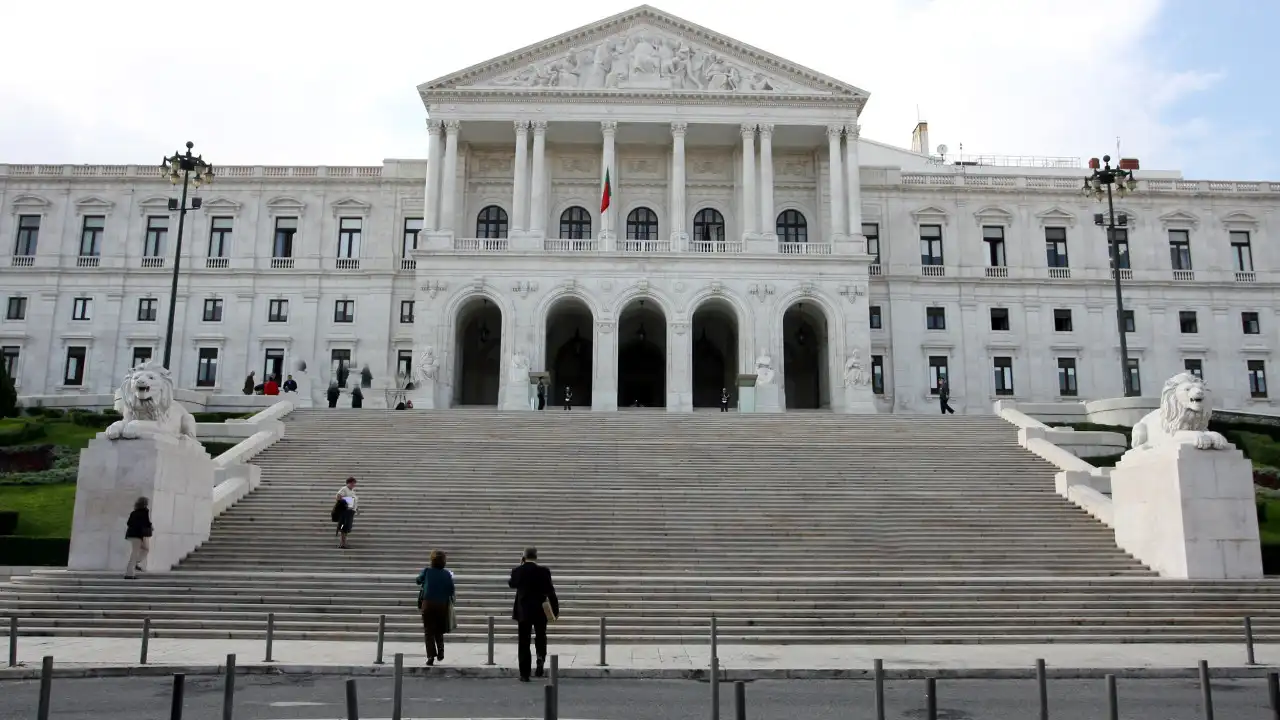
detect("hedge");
top-left (0, 536), bottom-right (69, 566)
top-left (0, 468), bottom-right (77, 486)
top-left (0, 422), bottom-right (48, 447)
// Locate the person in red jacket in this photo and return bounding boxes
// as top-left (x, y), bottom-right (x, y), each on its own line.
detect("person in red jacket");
top-left (263, 376), bottom-right (280, 395)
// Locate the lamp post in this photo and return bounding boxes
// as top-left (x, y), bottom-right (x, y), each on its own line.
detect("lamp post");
top-left (159, 142), bottom-right (215, 369)
top-left (1082, 154), bottom-right (1140, 397)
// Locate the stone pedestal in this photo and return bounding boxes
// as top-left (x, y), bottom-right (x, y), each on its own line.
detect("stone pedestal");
top-left (755, 377), bottom-right (781, 412)
top-left (292, 370), bottom-right (315, 409)
top-left (69, 436), bottom-right (215, 573)
top-left (410, 379), bottom-right (438, 409)
top-left (736, 373), bottom-right (757, 413)
top-left (528, 371), bottom-right (550, 411)
top-left (842, 384), bottom-right (879, 414)
top-left (1111, 442), bottom-right (1262, 579)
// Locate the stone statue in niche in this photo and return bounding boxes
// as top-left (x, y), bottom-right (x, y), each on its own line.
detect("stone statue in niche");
top-left (415, 347), bottom-right (438, 384)
top-left (755, 355), bottom-right (776, 386)
top-left (509, 351), bottom-right (530, 382)
top-left (844, 350), bottom-right (869, 387)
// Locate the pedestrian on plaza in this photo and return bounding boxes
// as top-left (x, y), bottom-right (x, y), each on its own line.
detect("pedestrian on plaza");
top-left (939, 377), bottom-right (956, 415)
top-left (124, 496), bottom-right (153, 579)
top-left (508, 547), bottom-right (559, 682)
top-left (537, 379), bottom-right (547, 411)
top-left (282, 374), bottom-right (298, 393)
top-left (351, 385), bottom-right (364, 409)
top-left (415, 549), bottom-right (456, 666)
top-left (263, 375), bottom-right (280, 396)
top-left (720, 387), bottom-right (730, 412)
top-left (563, 385), bottom-right (573, 411)
top-left (327, 382), bottom-right (340, 408)
top-left (334, 476), bottom-right (358, 548)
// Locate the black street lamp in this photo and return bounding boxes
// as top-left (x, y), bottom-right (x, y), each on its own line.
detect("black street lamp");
top-left (159, 142), bottom-right (215, 369)
top-left (1082, 154), bottom-right (1140, 397)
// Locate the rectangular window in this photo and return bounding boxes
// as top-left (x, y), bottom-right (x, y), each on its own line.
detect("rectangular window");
top-left (1057, 358), bottom-right (1078, 397)
top-left (137, 298), bottom-right (157, 322)
top-left (1053, 309), bottom-right (1073, 332)
top-left (928, 356), bottom-right (949, 395)
top-left (264, 348), bottom-right (285, 383)
top-left (72, 297), bottom-right (91, 321)
top-left (15, 215), bottom-right (40, 256)
top-left (202, 298), bottom-right (223, 322)
top-left (919, 225), bottom-right (944, 266)
top-left (1231, 231), bottom-right (1254, 273)
top-left (1, 346), bottom-right (18, 378)
top-left (1249, 360), bottom-right (1269, 399)
top-left (395, 350), bottom-right (413, 380)
top-left (871, 354), bottom-right (885, 395)
top-left (268, 299), bottom-right (288, 323)
top-left (1184, 358), bottom-right (1203, 380)
top-left (334, 300), bottom-right (355, 323)
top-left (403, 218), bottom-right (423, 257)
top-left (926, 307), bottom-right (946, 330)
top-left (208, 217), bottom-right (233, 258)
top-left (80, 215), bottom-right (105, 256)
top-left (869, 305), bottom-right (882, 330)
top-left (337, 217), bottom-right (361, 258)
top-left (1243, 312), bottom-right (1261, 335)
top-left (64, 346), bottom-right (87, 386)
top-left (196, 348), bottom-right (219, 388)
top-left (1045, 227), bottom-right (1069, 268)
top-left (1127, 358), bottom-right (1142, 396)
top-left (1168, 229), bottom-right (1192, 270)
top-left (5, 296), bottom-right (26, 321)
top-left (990, 308), bottom-right (1010, 332)
top-left (983, 226), bottom-right (1006, 267)
top-left (1179, 311), bottom-right (1198, 334)
top-left (273, 217), bottom-right (297, 258)
top-left (400, 300), bottom-right (415, 324)
top-left (143, 216), bottom-right (168, 257)
top-left (131, 347), bottom-right (152, 368)
top-left (993, 356), bottom-right (1014, 396)
top-left (331, 349), bottom-right (352, 388)
top-left (1123, 309), bottom-right (1135, 333)
top-left (1108, 228), bottom-right (1130, 270)
top-left (862, 223), bottom-right (880, 264)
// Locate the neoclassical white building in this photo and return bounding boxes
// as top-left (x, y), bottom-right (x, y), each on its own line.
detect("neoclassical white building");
top-left (2, 5), bottom-right (1278, 413)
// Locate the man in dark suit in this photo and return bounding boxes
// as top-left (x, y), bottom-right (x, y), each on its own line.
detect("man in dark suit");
top-left (508, 547), bottom-right (559, 682)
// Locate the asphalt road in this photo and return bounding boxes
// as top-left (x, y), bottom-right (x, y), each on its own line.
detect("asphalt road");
top-left (3, 675), bottom-right (1279, 719)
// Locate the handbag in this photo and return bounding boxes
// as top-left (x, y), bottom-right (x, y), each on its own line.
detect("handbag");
top-left (542, 599), bottom-right (557, 623)
top-left (448, 600), bottom-right (458, 632)
top-left (330, 499), bottom-right (345, 523)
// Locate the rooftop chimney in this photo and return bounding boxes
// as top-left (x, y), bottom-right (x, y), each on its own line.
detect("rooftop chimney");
top-left (911, 121), bottom-right (930, 156)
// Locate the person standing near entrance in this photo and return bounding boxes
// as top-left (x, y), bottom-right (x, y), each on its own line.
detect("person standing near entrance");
top-left (720, 387), bottom-right (730, 412)
top-left (537, 380), bottom-right (547, 411)
top-left (563, 385), bottom-right (573, 411)
top-left (509, 547), bottom-right (559, 682)
top-left (335, 476), bottom-right (358, 548)
top-left (124, 496), bottom-right (152, 579)
top-left (939, 378), bottom-right (956, 415)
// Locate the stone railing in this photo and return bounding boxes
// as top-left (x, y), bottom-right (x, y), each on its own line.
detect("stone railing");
top-left (207, 399), bottom-right (294, 517)
top-left (898, 173), bottom-right (1280, 195)
top-left (0, 164), bottom-right (384, 180)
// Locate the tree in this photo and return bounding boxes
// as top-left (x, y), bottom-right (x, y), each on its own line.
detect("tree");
top-left (0, 361), bottom-right (17, 418)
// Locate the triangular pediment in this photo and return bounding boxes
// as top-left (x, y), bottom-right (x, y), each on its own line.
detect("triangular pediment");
top-left (421, 5), bottom-right (867, 104)
top-left (1158, 209), bottom-right (1199, 229)
top-left (266, 196), bottom-right (306, 212)
top-left (10, 194), bottom-right (51, 211)
top-left (137, 195), bottom-right (174, 216)
top-left (331, 197), bottom-right (373, 217)
top-left (203, 197), bottom-right (244, 216)
top-left (1036, 206), bottom-right (1077, 227)
top-left (910, 205), bottom-right (950, 224)
top-left (75, 196), bottom-right (114, 212)
top-left (973, 206), bottom-right (1014, 226)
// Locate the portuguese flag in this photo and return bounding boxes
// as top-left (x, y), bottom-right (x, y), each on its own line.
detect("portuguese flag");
top-left (600, 168), bottom-right (612, 213)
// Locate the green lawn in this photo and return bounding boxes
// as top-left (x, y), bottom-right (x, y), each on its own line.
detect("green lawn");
top-left (0, 483), bottom-right (75, 537)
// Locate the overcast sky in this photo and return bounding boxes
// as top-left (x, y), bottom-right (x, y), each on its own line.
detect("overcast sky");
top-left (0, 0), bottom-right (1273, 180)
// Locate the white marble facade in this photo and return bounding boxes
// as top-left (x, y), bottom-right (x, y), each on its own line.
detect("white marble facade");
top-left (2, 5), bottom-right (1279, 413)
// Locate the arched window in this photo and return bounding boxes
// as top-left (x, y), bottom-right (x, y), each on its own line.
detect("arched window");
top-left (693, 208), bottom-right (725, 245)
top-left (476, 206), bottom-right (508, 239)
top-left (626, 207), bottom-right (659, 240)
top-left (558, 206), bottom-right (592, 240)
top-left (776, 210), bottom-right (808, 243)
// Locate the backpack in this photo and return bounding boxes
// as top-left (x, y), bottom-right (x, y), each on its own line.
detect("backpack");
top-left (330, 498), bottom-right (346, 523)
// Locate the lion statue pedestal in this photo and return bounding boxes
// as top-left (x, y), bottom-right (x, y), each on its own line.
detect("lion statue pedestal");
top-left (68, 362), bottom-right (215, 573)
top-left (1110, 372), bottom-right (1262, 579)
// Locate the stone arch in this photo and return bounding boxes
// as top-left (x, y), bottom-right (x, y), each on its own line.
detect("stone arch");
top-left (616, 294), bottom-right (669, 408)
top-left (690, 203), bottom-right (731, 244)
top-left (552, 198), bottom-right (597, 229)
top-left (685, 287), bottom-right (753, 371)
top-left (542, 295), bottom-right (596, 409)
top-left (773, 290), bottom-right (843, 410)
top-left (623, 204), bottom-right (662, 240)
top-left (689, 294), bottom-right (745, 409)
top-left (441, 287), bottom-right (515, 407)
top-left (535, 287), bottom-right (605, 367)
top-left (609, 285), bottom-right (678, 320)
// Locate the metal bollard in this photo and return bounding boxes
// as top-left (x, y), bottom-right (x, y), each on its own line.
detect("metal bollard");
top-left (544, 683), bottom-right (557, 720)
top-left (8, 616), bottom-right (16, 668)
top-left (375, 615), bottom-right (386, 665)
top-left (36, 655), bottom-right (53, 720)
top-left (393, 653), bottom-right (404, 720)
top-left (733, 681), bottom-right (746, 720)
top-left (925, 677), bottom-right (937, 720)
top-left (486, 616), bottom-right (495, 666)
top-left (873, 659), bottom-right (885, 720)
top-left (551, 653), bottom-right (559, 712)
top-left (1106, 674), bottom-right (1118, 720)
top-left (1199, 660), bottom-right (1215, 720)
top-left (1035, 658), bottom-right (1048, 720)
top-left (222, 653), bottom-right (236, 720)
top-left (710, 615), bottom-right (718, 661)
top-left (140, 617), bottom-right (151, 665)
top-left (170, 673), bottom-right (186, 720)
top-left (1268, 671), bottom-right (1279, 720)
top-left (710, 655), bottom-right (720, 720)
top-left (1246, 617), bottom-right (1257, 665)
top-left (265, 613), bottom-right (275, 663)
top-left (599, 616), bottom-right (607, 667)
top-left (346, 678), bottom-right (360, 720)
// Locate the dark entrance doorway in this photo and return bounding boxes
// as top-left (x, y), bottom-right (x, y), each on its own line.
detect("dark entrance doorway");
top-left (782, 301), bottom-right (829, 409)
top-left (617, 299), bottom-right (666, 408)
top-left (544, 297), bottom-right (594, 407)
top-left (691, 299), bottom-right (739, 408)
top-left (454, 296), bottom-right (502, 406)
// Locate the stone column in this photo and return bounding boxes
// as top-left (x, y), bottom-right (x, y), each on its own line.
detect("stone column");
top-left (512, 121), bottom-right (529, 233)
top-left (529, 121), bottom-right (548, 237)
top-left (844, 123), bottom-right (863, 238)
top-left (669, 321), bottom-right (693, 412)
top-left (600, 121), bottom-right (617, 244)
top-left (670, 122), bottom-right (687, 247)
top-left (740, 124), bottom-right (757, 236)
top-left (439, 120), bottom-right (460, 235)
top-left (424, 119), bottom-right (443, 231)
top-left (826, 124), bottom-right (845, 241)
top-left (758, 124), bottom-right (775, 237)
top-left (592, 320), bottom-right (618, 411)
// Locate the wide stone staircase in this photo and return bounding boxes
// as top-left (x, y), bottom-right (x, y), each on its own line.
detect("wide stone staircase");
top-left (4, 409), bottom-right (1280, 643)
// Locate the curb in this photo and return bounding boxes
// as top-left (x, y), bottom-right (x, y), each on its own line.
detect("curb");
top-left (2, 663), bottom-right (1278, 682)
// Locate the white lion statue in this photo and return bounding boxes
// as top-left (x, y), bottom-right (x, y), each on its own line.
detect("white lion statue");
top-left (755, 355), bottom-right (775, 386)
top-left (1130, 372), bottom-right (1229, 452)
top-left (105, 362), bottom-right (199, 445)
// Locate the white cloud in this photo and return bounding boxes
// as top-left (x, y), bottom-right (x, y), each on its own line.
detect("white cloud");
top-left (0, 0), bottom-right (1231, 176)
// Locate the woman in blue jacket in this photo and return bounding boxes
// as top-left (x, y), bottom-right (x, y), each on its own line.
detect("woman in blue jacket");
top-left (415, 550), bottom-right (456, 665)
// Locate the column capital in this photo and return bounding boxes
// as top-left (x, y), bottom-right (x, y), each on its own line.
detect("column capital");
top-left (758, 123), bottom-right (775, 137)
top-left (826, 123), bottom-right (844, 139)
top-left (426, 119), bottom-right (443, 132)
top-left (514, 120), bottom-right (529, 134)
top-left (601, 120), bottom-right (618, 135)
top-left (740, 123), bottom-right (757, 137)
top-left (531, 120), bottom-right (548, 133)
top-left (443, 119), bottom-right (461, 132)
top-left (671, 122), bottom-right (688, 136)
top-left (846, 123), bottom-right (861, 140)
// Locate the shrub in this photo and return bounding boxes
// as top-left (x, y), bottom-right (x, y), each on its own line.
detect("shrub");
top-left (0, 444), bottom-right (55, 473)
top-left (1256, 467), bottom-right (1280, 490)
top-left (40, 408), bottom-right (65, 419)
top-left (0, 361), bottom-right (16, 418)
top-left (0, 536), bottom-right (69, 566)
top-left (24, 406), bottom-right (43, 417)
top-left (0, 511), bottom-right (17, 536)
top-left (0, 422), bottom-right (47, 447)
top-left (67, 411), bottom-right (114, 429)
top-left (0, 468), bottom-right (77, 486)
